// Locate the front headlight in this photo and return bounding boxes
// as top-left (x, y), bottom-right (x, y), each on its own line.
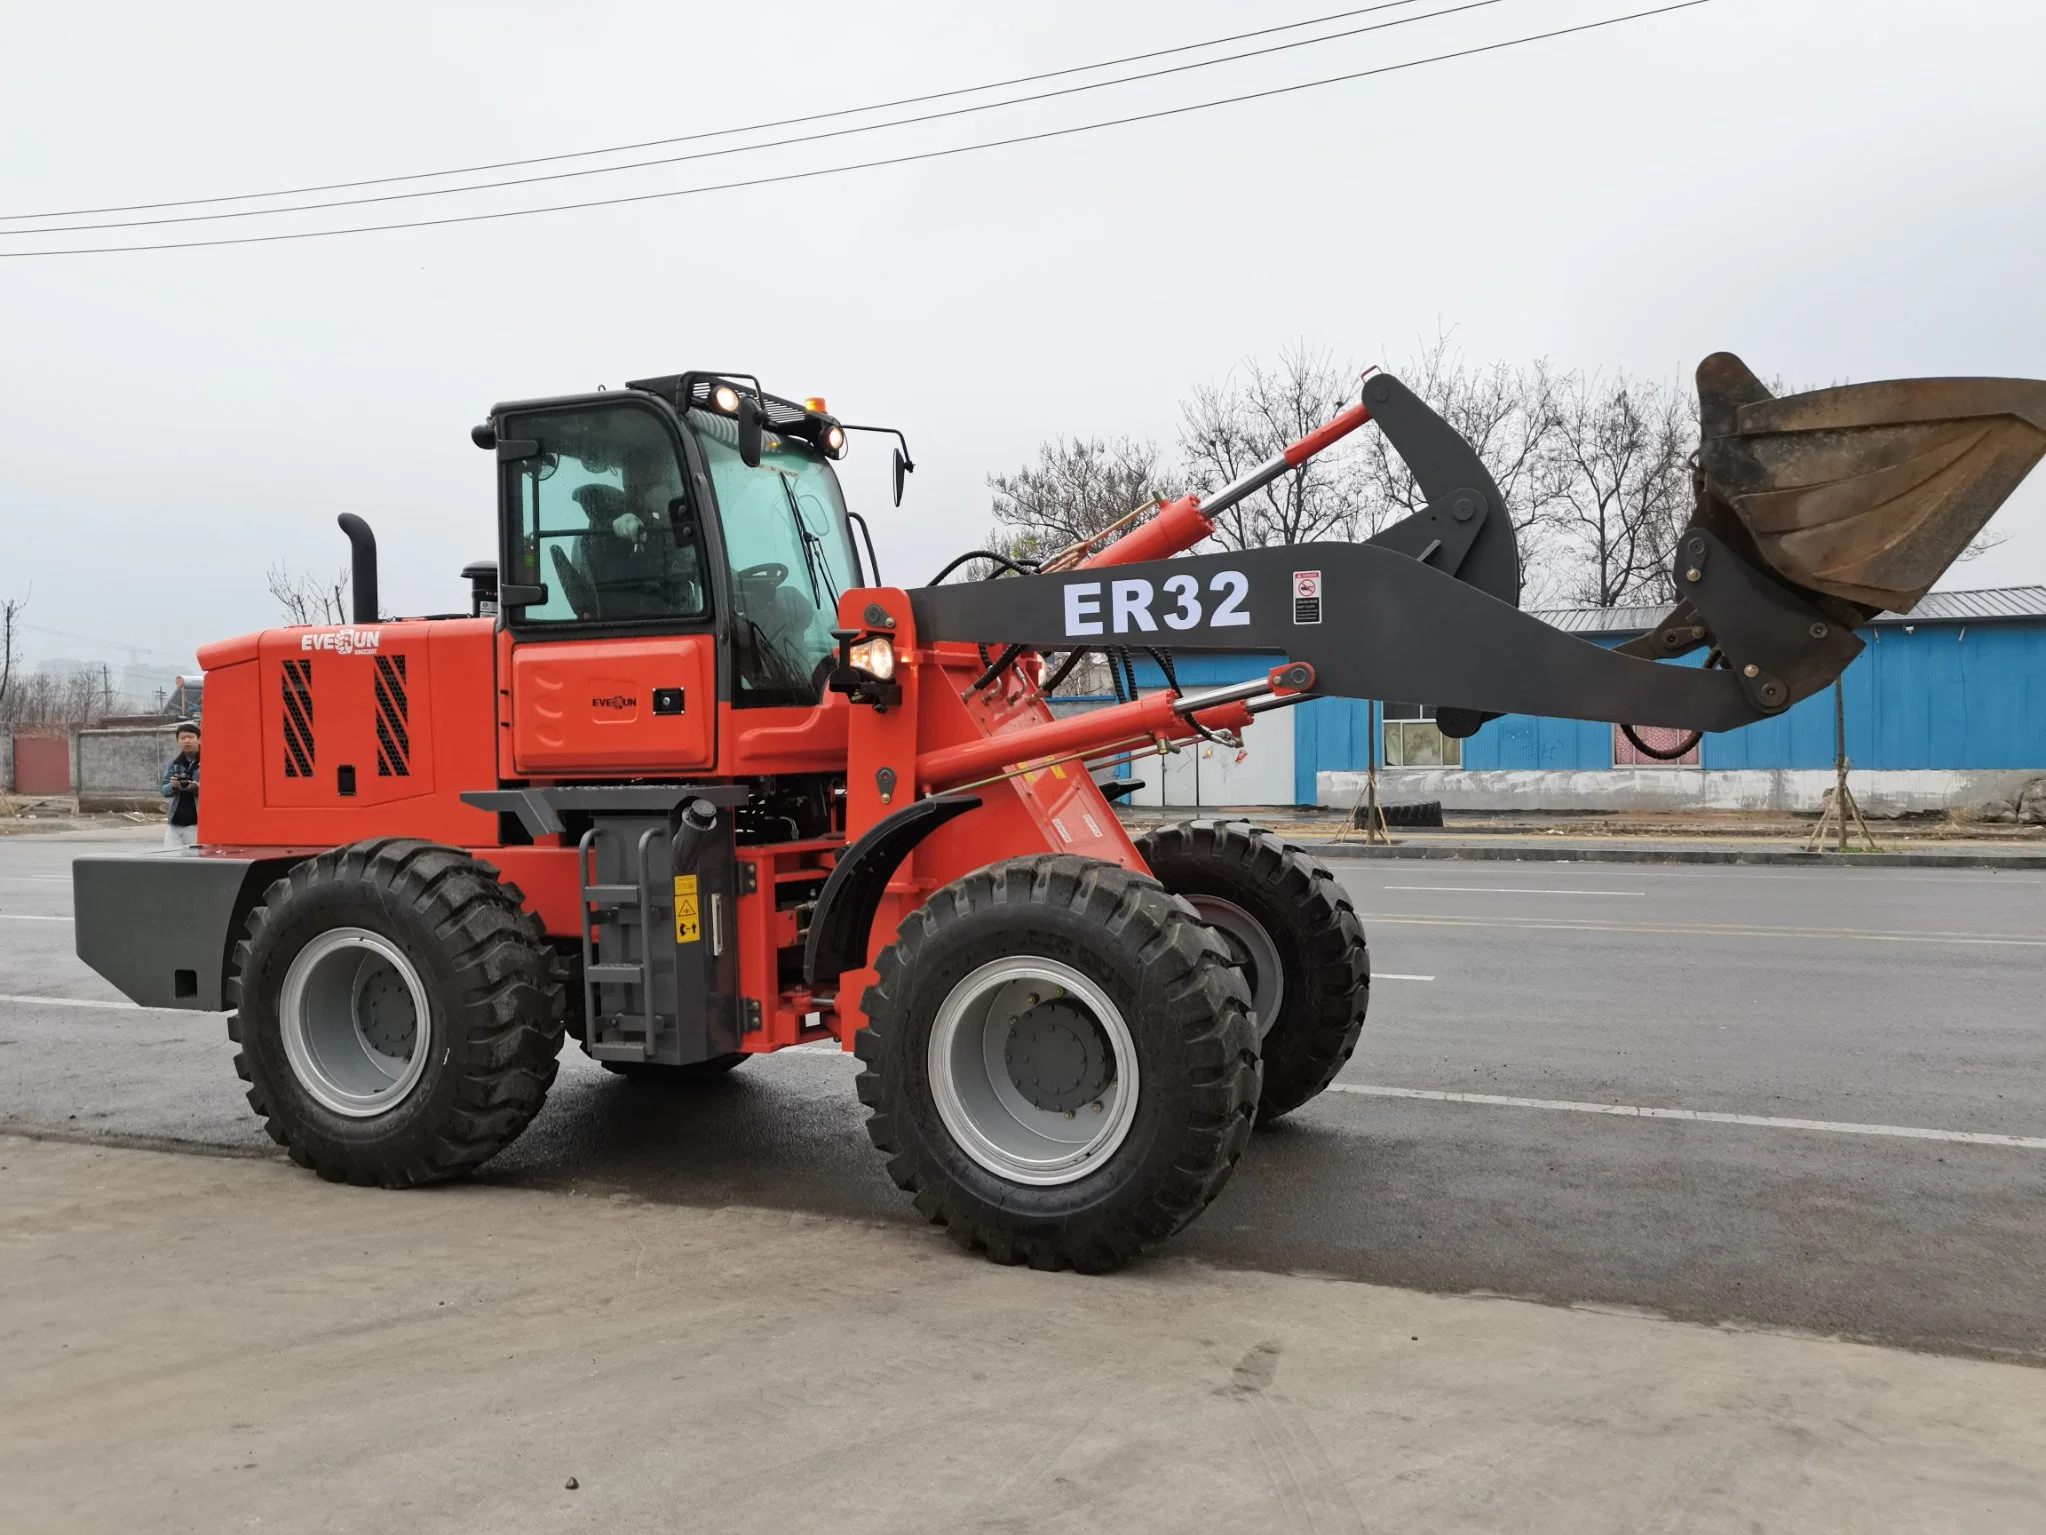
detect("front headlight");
top-left (711, 383), bottom-right (741, 414)
top-left (823, 424), bottom-right (847, 457)
top-left (849, 636), bottom-right (895, 680)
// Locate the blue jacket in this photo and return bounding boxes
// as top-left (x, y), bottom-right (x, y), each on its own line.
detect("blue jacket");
top-left (161, 751), bottom-right (200, 827)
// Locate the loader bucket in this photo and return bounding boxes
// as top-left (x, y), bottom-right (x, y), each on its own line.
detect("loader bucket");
top-left (1696, 353), bottom-right (2046, 614)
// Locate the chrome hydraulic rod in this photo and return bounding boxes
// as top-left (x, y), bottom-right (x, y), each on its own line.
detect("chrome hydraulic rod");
top-left (1082, 394), bottom-right (1376, 569)
top-left (1169, 677), bottom-right (1281, 714)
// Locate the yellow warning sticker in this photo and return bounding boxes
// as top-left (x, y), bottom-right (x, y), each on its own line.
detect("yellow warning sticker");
top-left (673, 874), bottom-right (701, 944)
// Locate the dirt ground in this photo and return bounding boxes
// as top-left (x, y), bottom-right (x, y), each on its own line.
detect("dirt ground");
top-left (5, 1134), bottom-right (2044, 1535)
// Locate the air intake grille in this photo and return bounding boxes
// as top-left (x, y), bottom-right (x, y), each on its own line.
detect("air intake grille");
top-left (373, 655), bottom-right (410, 778)
top-left (281, 660), bottom-right (315, 778)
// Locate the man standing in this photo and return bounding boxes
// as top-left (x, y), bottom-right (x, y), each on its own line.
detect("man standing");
top-left (161, 722), bottom-right (201, 848)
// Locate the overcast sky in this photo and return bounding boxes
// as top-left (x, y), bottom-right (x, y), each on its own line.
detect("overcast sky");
top-left (3, 0), bottom-right (2041, 679)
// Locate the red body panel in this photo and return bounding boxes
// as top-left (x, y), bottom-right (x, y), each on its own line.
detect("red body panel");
top-left (198, 620), bottom-right (499, 849)
top-left (508, 634), bottom-right (716, 774)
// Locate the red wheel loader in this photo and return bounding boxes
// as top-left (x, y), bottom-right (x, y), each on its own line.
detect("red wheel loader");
top-left (73, 356), bottom-right (2046, 1270)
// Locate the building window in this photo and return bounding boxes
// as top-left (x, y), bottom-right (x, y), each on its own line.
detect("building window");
top-left (1611, 724), bottom-right (1701, 767)
top-left (1382, 703), bottom-right (1461, 768)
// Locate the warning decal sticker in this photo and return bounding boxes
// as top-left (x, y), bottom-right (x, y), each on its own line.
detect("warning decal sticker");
top-left (673, 874), bottom-right (701, 944)
top-left (1292, 570), bottom-right (1322, 625)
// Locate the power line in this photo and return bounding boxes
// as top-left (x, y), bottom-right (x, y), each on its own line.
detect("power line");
top-left (6, 0), bottom-right (1512, 236)
top-left (0, 2), bottom-right (1428, 222)
top-left (1, 3), bottom-right (1716, 260)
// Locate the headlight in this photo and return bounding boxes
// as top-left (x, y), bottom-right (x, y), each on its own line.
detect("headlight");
top-left (824, 424), bottom-right (847, 456)
top-left (849, 636), bottom-right (895, 680)
top-left (711, 383), bottom-right (741, 414)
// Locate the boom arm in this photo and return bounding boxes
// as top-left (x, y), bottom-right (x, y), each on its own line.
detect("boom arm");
top-left (909, 534), bottom-right (1849, 734)
top-left (910, 354), bottom-right (2045, 740)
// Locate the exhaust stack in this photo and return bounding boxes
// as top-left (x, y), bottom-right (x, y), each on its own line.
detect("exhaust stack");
top-left (336, 513), bottom-right (379, 625)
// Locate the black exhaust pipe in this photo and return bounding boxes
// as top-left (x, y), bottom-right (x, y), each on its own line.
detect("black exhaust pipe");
top-left (336, 514), bottom-right (379, 625)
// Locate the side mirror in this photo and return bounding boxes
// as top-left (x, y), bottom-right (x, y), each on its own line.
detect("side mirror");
top-left (891, 445), bottom-right (913, 507)
top-left (736, 396), bottom-right (764, 469)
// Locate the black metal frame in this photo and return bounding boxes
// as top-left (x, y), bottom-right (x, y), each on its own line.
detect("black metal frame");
top-left (907, 533), bottom-right (1855, 734)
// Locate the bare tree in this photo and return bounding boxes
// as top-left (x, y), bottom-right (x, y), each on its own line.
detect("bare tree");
top-left (267, 563), bottom-right (351, 626)
top-left (0, 664), bottom-right (111, 727)
top-left (1543, 370), bottom-right (1696, 608)
top-left (0, 593), bottom-right (22, 717)
top-left (984, 437), bottom-right (1165, 570)
top-left (1178, 344), bottom-right (1368, 549)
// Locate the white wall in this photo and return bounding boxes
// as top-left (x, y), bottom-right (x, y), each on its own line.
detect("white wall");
top-left (1317, 768), bottom-right (2041, 817)
top-left (1132, 706), bottom-right (1295, 809)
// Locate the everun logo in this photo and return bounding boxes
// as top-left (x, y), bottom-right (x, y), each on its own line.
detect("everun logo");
top-left (300, 627), bottom-right (383, 656)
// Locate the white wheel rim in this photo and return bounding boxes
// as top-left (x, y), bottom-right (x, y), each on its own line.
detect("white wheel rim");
top-left (279, 927), bottom-right (433, 1118)
top-left (927, 957), bottom-right (1140, 1187)
top-left (1188, 894), bottom-right (1284, 1039)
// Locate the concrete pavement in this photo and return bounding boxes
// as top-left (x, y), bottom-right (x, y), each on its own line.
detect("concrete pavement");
top-left (8, 831), bottom-right (2044, 1361)
top-left (6, 1133), bottom-right (2046, 1535)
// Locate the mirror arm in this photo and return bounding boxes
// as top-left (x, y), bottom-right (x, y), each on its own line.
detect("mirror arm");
top-left (840, 424), bottom-right (914, 473)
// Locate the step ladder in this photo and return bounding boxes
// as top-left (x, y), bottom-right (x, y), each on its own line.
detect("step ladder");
top-left (578, 826), bottom-right (671, 1062)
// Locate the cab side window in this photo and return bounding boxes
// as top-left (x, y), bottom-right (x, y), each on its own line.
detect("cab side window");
top-left (507, 406), bottom-right (707, 625)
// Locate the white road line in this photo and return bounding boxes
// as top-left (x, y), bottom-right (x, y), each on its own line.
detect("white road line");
top-left (0, 992), bottom-right (205, 1016)
top-left (0, 875), bottom-right (71, 883)
top-left (0, 913), bottom-right (70, 922)
top-left (1326, 1083), bottom-right (2046, 1150)
top-left (1382, 885), bottom-right (1643, 897)
top-left (1356, 912), bottom-right (2046, 948)
top-left (1375, 973), bottom-right (1434, 981)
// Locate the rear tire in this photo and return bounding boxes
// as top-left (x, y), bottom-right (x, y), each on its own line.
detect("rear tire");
top-left (855, 855), bottom-right (1259, 1272)
top-left (226, 839), bottom-right (567, 1186)
top-left (1136, 820), bottom-right (1369, 1122)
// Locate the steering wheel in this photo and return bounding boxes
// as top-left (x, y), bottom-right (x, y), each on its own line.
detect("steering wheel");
top-left (735, 562), bottom-right (789, 585)
top-left (550, 545), bottom-right (600, 620)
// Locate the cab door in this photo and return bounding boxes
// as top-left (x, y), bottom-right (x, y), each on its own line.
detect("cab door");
top-left (496, 398), bottom-right (720, 777)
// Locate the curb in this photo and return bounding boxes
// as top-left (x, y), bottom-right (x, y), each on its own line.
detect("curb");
top-left (1290, 841), bottom-right (2046, 871)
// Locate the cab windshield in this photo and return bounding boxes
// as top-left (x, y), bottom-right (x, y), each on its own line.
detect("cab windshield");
top-left (690, 410), bottom-right (863, 707)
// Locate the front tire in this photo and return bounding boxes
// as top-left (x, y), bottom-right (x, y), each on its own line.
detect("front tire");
top-left (855, 855), bottom-right (1259, 1272)
top-left (226, 839), bottom-right (567, 1186)
top-left (1136, 820), bottom-right (1369, 1122)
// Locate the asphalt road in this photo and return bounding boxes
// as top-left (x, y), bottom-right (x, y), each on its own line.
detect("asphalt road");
top-left (5, 828), bottom-right (2043, 1362)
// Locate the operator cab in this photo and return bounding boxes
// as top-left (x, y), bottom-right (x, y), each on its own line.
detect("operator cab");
top-left (481, 374), bottom-right (875, 717)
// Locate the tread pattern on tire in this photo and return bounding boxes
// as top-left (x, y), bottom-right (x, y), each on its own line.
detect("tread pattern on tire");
top-left (225, 838), bottom-right (566, 1186)
top-left (854, 854), bottom-right (1260, 1273)
top-left (1136, 819), bottom-right (1369, 1122)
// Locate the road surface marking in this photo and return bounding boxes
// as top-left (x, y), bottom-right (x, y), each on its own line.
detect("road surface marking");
top-left (0, 913), bottom-right (70, 922)
top-left (1375, 973), bottom-right (1433, 981)
top-left (0, 993), bottom-right (206, 1016)
top-left (1382, 885), bottom-right (1643, 897)
top-left (1356, 912), bottom-right (2046, 947)
top-left (0, 875), bottom-right (71, 883)
top-left (1326, 1083), bottom-right (2046, 1150)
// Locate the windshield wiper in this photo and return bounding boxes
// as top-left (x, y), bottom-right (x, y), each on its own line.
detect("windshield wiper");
top-left (779, 476), bottom-right (837, 610)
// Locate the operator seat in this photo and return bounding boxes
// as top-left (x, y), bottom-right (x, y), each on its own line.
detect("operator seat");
top-left (574, 483), bottom-right (684, 619)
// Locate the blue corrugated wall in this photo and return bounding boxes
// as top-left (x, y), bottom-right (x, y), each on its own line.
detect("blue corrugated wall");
top-left (1106, 620), bottom-right (2046, 804)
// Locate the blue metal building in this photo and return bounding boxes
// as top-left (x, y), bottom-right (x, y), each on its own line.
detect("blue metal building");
top-left (1095, 586), bottom-right (2046, 808)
